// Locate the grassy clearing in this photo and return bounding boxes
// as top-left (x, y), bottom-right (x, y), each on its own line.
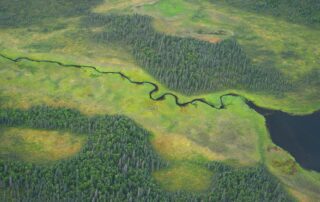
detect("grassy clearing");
top-left (152, 134), bottom-right (223, 162)
top-left (153, 162), bottom-right (213, 192)
top-left (144, 0), bottom-right (190, 17)
top-left (0, 127), bottom-right (86, 163)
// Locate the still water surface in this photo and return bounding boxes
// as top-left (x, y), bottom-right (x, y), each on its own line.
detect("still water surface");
top-left (249, 103), bottom-right (320, 172)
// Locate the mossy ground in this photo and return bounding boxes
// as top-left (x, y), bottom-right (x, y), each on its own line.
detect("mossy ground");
top-left (0, 0), bottom-right (319, 200)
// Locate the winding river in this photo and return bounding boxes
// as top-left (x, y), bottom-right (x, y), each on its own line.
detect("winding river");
top-left (1, 53), bottom-right (319, 172)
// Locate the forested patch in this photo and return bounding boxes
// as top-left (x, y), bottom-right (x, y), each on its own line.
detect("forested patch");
top-left (0, 0), bottom-right (103, 27)
top-left (83, 14), bottom-right (293, 96)
top-left (210, 0), bottom-right (320, 26)
top-left (0, 106), bottom-right (293, 201)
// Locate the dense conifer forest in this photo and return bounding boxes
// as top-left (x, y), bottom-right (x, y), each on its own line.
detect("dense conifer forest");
top-left (212, 0), bottom-right (320, 26)
top-left (0, 0), bottom-right (102, 27)
top-left (84, 14), bottom-right (293, 95)
top-left (0, 106), bottom-right (292, 201)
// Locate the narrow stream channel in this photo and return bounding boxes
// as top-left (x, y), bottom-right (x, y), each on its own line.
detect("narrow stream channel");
top-left (1, 53), bottom-right (319, 172)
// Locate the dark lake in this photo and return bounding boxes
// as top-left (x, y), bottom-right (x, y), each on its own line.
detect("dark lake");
top-left (248, 102), bottom-right (320, 172)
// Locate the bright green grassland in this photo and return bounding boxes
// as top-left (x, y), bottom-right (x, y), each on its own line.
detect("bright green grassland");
top-left (0, 0), bottom-right (320, 201)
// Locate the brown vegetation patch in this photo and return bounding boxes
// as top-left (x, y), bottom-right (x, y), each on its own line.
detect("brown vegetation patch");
top-left (272, 159), bottom-right (298, 175)
top-left (194, 34), bottom-right (222, 43)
